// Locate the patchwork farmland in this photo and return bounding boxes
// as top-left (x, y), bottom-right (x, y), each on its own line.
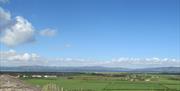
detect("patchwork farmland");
top-left (19, 73), bottom-right (180, 91)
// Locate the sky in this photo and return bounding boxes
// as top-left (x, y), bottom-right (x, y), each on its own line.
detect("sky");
top-left (0, 0), bottom-right (180, 68)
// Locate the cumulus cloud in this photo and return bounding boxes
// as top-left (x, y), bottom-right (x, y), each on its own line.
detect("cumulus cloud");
top-left (0, 49), bottom-right (39, 61)
top-left (0, 16), bottom-right (35, 47)
top-left (0, 7), bottom-right (36, 47)
top-left (0, 50), bottom-right (45, 66)
top-left (0, 6), bottom-right (57, 47)
top-left (40, 28), bottom-right (57, 37)
top-left (1, 50), bottom-right (179, 68)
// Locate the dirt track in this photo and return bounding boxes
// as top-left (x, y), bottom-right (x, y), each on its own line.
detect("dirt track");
top-left (0, 75), bottom-right (41, 91)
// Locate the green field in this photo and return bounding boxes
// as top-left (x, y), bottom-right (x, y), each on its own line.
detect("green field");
top-left (21, 73), bottom-right (180, 91)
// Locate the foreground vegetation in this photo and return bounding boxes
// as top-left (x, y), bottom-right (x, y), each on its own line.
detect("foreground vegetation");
top-left (21, 73), bottom-right (180, 91)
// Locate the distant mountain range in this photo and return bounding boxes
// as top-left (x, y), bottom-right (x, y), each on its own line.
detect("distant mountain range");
top-left (0, 66), bottom-right (180, 73)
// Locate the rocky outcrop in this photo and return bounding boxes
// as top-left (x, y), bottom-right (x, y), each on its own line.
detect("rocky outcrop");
top-left (0, 75), bottom-right (40, 91)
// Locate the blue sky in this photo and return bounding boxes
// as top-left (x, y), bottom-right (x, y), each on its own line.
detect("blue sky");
top-left (0, 0), bottom-right (179, 67)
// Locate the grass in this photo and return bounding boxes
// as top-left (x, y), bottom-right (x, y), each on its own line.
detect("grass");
top-left (21, 73), bottom-right (180, 91)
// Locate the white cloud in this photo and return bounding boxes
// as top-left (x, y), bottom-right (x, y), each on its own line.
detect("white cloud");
top-left (64, 44), bottom-right (71, 48)
top-left (1, 50), bottom-right (179, 68)
top-left (0, 7), bottom-right (11, 32)
top-left (49, 57), bottom-right (180, 68)
top-left (0, 16), bottom-right (35, 47)
top-left (0, 7), bottom-right (56, 47)
top-left (40, 28), bottom-right (57, 37)
top-left (0, 49), bottom-right (39, 61)
top-left (106, 57), bottom-right (180, 68)
top-left (0, 0), bottom-right (9, 4)
top-left (0, 7), bottom-right (36, 47)
top-left (0, 50), bottom-right (44, 66)
top-left (0, 7), bottom-right (10, 23)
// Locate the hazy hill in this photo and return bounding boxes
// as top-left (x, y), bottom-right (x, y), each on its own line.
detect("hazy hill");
top-left (0, 66), bottom-right (180, 73)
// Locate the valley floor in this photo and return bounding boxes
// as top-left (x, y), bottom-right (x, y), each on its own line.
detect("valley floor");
top-left (1, 73), bottom-right (180, 91)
